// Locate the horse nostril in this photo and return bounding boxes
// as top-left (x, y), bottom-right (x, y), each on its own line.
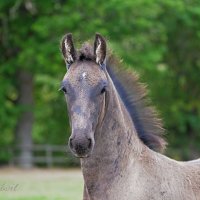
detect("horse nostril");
top-left (88, 138), bottom-right (92, 149)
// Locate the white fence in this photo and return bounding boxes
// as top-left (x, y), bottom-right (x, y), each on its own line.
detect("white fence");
top-left (8, 144), bottom-right (79, 167)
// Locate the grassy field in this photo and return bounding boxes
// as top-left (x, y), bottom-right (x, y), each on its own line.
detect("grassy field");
top-left (0, 168), bottom-right (83, 200)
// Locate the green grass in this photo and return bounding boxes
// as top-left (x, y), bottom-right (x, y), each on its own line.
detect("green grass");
top-left (0, 168), bottom-right (83, 200)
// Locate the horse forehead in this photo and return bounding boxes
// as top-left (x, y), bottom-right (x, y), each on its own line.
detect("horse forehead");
top-left (67, 63), bottom-right (103, 84)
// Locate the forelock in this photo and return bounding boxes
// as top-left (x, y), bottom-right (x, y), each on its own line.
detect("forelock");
top-left (78, 43), bottom-right (95, 61)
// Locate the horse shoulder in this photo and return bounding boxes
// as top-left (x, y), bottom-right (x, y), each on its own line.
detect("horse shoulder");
top-left (135, 149), bottom-right (200, 199)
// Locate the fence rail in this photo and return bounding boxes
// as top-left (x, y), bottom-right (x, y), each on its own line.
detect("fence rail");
top-left (8, 144), bottom-right (79, 167)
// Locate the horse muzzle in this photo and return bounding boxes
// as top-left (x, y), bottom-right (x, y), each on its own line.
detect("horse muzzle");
top-left (68, 133), bottom-right (94, 158)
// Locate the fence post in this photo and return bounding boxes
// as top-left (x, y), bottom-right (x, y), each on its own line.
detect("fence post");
top-left (46, 145), bottom-right (53, 167)
top-left (8, 148), bottom-right (14, 167)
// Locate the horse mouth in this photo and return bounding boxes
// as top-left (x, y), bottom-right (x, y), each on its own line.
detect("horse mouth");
top-left (71, 150), bottom-right (91, 158)
top-left (74, 154), bottom-right (89, 158)
top-left (68, 145), bottom-right (92, 158)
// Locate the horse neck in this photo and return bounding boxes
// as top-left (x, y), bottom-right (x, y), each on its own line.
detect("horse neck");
top-left (81, 74), bottom-right (145, 194)
top-left (99, 74), bottom-right (144, 159)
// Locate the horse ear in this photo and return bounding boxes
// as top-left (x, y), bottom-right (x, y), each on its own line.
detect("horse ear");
top-left (94, 33), bottom-right (106, 67)
top-left (61, 33), bottom-right (76, 69)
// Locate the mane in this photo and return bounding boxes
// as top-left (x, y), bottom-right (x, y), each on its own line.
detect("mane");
top-left (78, 43), bottom-right (167, 152)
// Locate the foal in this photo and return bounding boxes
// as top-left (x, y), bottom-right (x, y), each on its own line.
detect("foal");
top-left (60, 33), bottom-right (200, 200)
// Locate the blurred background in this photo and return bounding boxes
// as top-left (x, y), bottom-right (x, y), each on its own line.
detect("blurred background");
top-left (0, 0), bottom-right (200, 199)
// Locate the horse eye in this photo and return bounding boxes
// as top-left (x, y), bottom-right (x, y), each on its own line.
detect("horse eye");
top-left (59, 86), bottom-right (67, 94)
top-left (100, 87), bottom-right (106, 94)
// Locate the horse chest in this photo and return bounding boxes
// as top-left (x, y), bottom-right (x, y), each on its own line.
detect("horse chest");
top-left (84, 167), bottom-right (200, 200)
